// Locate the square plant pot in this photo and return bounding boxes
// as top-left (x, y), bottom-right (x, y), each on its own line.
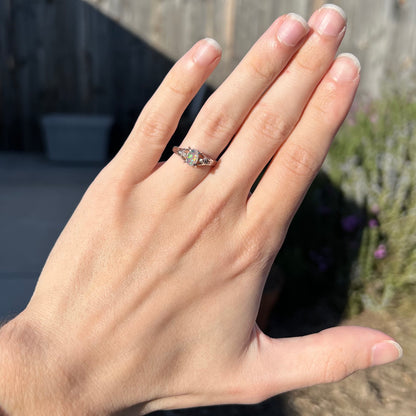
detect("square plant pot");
top-left (41, 113), bottom-right (114, 162)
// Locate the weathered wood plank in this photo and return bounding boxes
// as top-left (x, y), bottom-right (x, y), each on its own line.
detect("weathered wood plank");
top-left (1, 0), bottom-right (416, 151)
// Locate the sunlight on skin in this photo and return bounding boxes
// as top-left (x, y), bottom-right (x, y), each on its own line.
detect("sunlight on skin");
top-left (0, 5), bottom-right (402, 415)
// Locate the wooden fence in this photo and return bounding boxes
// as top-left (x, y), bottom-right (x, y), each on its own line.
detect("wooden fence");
top-left (1, 0), bottom-right (415, 151)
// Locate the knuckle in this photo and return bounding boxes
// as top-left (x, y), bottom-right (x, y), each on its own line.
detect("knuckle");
top-left (294, 45), bottom-right (327, 75)
top-left (197, 198), bottom-right (225, 230)
top-left (253, 105), bottom-right (294, 143)
top-left (243, 236), bottom-right (264, 264)
top-left (232, 228), bottom-right (266, 275)
top-left (185, 189), bottom-right (229, 236)
top-left (311, 83), bottom-right (338, 118)
top-left (247, 48), bottom-right (279, 83)
top-left (322, 355), bottom-right (350, 383)
top-left (81, 177), bottom-right (127, 223)
top-left (281, 142), bottom-right (320, 178)
top-left (199, 105), bottom-right (236, 141)
top-left (136, 110), bottom-right (173, 141)
top-left (164, 68), bottom-right (197, 99)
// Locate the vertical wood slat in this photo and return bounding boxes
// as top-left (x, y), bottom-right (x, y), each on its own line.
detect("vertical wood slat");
top-left (0, 0), bottom-right (415, 151)
top-left (85, 0), bottom-right (416, 96)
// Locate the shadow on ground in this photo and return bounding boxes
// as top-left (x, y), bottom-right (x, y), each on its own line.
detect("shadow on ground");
top-left (269, 171), bottom-right (366, 338)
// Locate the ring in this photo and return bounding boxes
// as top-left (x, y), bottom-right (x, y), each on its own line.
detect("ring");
top-left (172, 146), bottom-right (217, 167)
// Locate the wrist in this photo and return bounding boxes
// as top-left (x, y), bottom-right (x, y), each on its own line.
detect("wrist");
top-left (0, 314), bottom-right (83, 415)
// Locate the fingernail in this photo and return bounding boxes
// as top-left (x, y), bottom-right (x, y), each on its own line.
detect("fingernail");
top-left (329, 53), bottom-right (361, 82)
top-left (193, 38), bottom-right (222, 66)
top-left (371, 340), bottom-right (403, 367)
top-left (310, 4), bottom-right (346, 37)
top-left (277, 13), bottom-right (309, 46)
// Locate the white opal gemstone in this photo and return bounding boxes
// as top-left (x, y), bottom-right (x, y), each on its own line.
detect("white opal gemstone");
top-left (186, 149), bottom-right (200, 166)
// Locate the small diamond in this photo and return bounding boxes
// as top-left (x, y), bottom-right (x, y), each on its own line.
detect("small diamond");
top-left (186, 148), bottom-right (200, 166)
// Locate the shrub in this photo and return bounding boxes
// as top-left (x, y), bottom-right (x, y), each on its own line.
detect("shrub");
top-left (324, 92), bottom-right (416, 313)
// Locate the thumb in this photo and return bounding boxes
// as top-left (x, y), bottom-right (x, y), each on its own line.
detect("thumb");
top-left (237, 326), bottom-right (402, 404)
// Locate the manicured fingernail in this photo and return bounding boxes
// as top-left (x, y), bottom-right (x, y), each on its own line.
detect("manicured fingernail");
top-left (277, 13), bottom-right (309, 46)
top-left (329, 53), bottom-right (361, 82)
top-left (193, 38), bottom-right (222, 66)
top-left (371, 340), bottom-right (403, 367)
top-left (310, 4), bottom-right (346, 37)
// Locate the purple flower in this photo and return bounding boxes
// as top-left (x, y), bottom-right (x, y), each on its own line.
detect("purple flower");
top-left (341, 215), bottom-right (360, 232)
top-left (368, 219), bottom-right (379, 228)
top-left (374, 244), bottom-right (387, 259)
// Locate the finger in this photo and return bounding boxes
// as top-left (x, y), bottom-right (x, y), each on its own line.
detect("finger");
top-left (158, 13), bottom-right (309, 193)
top-left (248, 54), bottom-right (360, 237)
top-left (110, 38), bottom-right (222, 183)
top-left (235, 326), bottom-right (403, 404)
top-left (212, 4), bottom-right (347, 199)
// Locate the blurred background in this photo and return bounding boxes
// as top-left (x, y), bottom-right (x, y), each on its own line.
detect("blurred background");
top-left (0, 0), bottom-right (415, 415)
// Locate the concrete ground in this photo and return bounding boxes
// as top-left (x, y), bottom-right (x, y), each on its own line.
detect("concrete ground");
top-left (0, 152), bottom-right (101, 320)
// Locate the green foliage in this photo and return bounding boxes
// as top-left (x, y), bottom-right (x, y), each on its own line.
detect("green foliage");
top-left (324, 92), bottom-right (416, 313)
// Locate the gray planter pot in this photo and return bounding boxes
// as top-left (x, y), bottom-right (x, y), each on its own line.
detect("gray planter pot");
top-left (41, 114), bottom-right (114, 162)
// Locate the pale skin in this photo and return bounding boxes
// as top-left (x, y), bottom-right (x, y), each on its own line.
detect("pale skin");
top-left (0, 5), bottom-right (402, 416)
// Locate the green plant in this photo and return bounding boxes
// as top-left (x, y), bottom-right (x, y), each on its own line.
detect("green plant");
top-left (324, 92), bottom-right (416, 313)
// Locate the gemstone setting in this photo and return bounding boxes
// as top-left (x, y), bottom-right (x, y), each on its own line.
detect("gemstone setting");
top-left (172, 146), bottom-right (216, 167)
top-left (186, 148), bottom-right (200, 166)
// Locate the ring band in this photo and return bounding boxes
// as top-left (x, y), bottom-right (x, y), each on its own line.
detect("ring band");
top-left (172, 146), bottom-right (217, 167)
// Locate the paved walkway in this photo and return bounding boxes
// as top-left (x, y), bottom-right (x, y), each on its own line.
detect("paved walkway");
top-left (0, 152), bottom-right (101, 320)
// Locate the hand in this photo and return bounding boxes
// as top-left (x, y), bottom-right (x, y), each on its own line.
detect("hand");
top-left (0, 5), bottom-right (402, 415)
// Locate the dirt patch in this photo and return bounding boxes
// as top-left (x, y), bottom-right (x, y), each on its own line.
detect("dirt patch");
top-left (286, 310), bottom-right (416, 416)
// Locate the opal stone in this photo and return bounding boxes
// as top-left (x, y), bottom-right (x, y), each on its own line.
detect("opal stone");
top-left (186, 149), bottom-right (200, 166)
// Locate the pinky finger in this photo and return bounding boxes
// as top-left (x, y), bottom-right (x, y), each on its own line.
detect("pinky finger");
top-left (111, 38), bottom-right (222, 183)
